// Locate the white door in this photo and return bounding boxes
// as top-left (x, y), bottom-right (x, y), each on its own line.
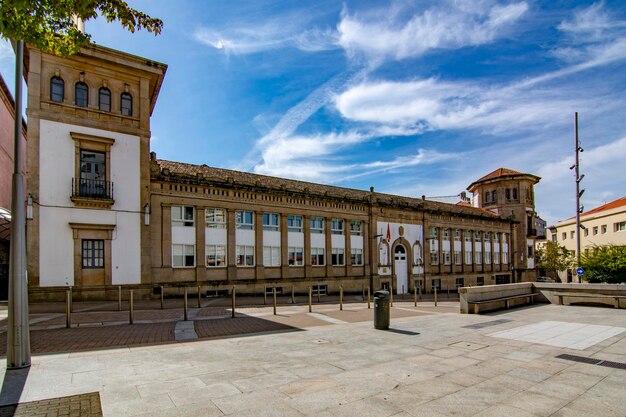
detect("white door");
top-left (394, 245), bottom-right (408, 294)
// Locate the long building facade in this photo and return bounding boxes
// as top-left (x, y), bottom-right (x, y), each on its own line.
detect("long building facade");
top-left (23, 43), bottom-right (540, 300)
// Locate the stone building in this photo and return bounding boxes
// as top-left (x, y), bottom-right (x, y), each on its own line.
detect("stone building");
top-left (21, 42), bottom-right (540, 300)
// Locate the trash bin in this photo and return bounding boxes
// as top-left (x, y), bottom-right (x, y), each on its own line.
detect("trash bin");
top-left (374, 290), bottom-right (390, 330)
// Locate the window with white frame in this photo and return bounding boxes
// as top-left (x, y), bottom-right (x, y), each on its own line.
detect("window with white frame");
top-left (236, 245), bottom-right (254, 266)
top-left (502, 250), bottom-right (509, 263)
top-left (311, 247), bottom-right (325, 266)
top-left (288, 247), bottom-right (304, 266)
top-left (173, 244), bottom-right (195, 267)
top-left (331, 248), bottom-right (345, 265)
top-left (475, 250), bottom-right (482, 264)
top-left (236, 211), bottom-right (254, 230)
top-left (584, 228), bottom-right (589, 237)
top-left (615, 221), bottom-right (626, 232)
top-left (172, 206), bottom-right (194, 227)
top-left (593, 226), bottom-right (598, 235)
top-left (310, 216), bottom-right (324, 233)
top-left (263, 246), bottom-right (280, 266)
top-left (465, 250), bottom-right (472, 265)
top-left (494, 233), bottom-right (500, 243)
top-left (262, 213), bottom-right (279, 231)
top-left (485, 251), bottom-right (491, 263)
top-left (443, 250), bottom-right (451, 265)
top-left (562, 232), bottom-right (567, 240)
top-left (454, 251), bottom-right (462, 265)
top-left (570, 231), bottom-right (575, 239)
top-left (205, 208), bottom-right (226, 228)
top-left (474, 231), bottom-right (482, 242)
top-left (351, 248), bottom-right (363, 265)
top-left (601, 225), bottom-right (607, 234)
top-left (494, 249), bottom-right (500, 264)
top-left (464, 230), bottom-right (471, 242)
top-left (485, 232), bottom-right (491, 241)
top-left (331, 218), bottom-right (344, 235)
top-left (454, 230), bottom-right (461, 241)
top-left (430, 250), bottom-right (439, 265)
top-left (287, 215), bottom-right (303, 232)
top-left (443, 228), bottom-right (450, 241)
top-left (350, 221), bottom-right (363, 236)
top-left (429, 227), bottom-right (438, 238)
top-left (206, 245), bottom-right (226, 267)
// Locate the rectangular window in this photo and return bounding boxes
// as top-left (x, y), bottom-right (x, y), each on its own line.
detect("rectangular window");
top-left (262, 213), bottom-right (280, 231)
top-left (528, 246), bottom-right (533, 258)
top-left (443, 250), bottom-right (451, 265)
top-left (288, 247), bottom-right (304, 266)
top-left (331, 218), bottom-right (344, 235)
top-left (331, 248), bottom-right (345, 265)
top-left (593, 226), bottom-right (598, 235)
top-left (206, 245), bottom-right (226, 267)
top-left (464, 231), bottom-right (472, 242)
top-left (351, 248), bottom-right (363, 266)
top-left (505, 188), bottom-right (510, 200)
top-left (454, 251), bottom-right (462, 265)
top-left (429, 227), bottom-right (438, 238)
top-left (601, 225), bottom-right (607, 234)
top-left (432, 279), bottom-right (441, 290)
top-left (494, 233), bottom-right (500, 243)
top-left (82, 239), bottom-right (104, 268)
top-left (79, 150), bottom-right (107, 198)
top-left (456, 278), bottom-right (464, 288)
top-left (172, 206), bottom-right (194, 227)
top-left (173, 244), bottom-right (195, 267)
top-left (475, 250), bottom-right (482, 264)
top-left (485, 251), bottom-right (491, 264)
top-left (552, 234), bottom-right (557, 242)
top-left (263, 246), bottom-right (280, 266)
top-left (584, 228), bottom-right (589, 237)
top-left (287, 215), bottom-right (303, 232)
top-left (494, 250), bottom-right (500, 264)
top-left (570, 231), bottom-right (575, 239)
top-left (465, 250), bottom-right (472, 265)
top-left (236, 245), bottom-right (255, 266)
top-left (562, 232), bottom-right (567, 240)
top-left (236, 211), bottom-right (254, 230)
top-left (491, 190), bottom-right (497, 203)
top-left (430, 250), bottom-right (439, 265)
top-left (443, 228), bottom-right (450, 241)
top-left (310, 217), bottom-right (324, 234)
top-left (350, 221), bottom-right (363, 236)
top-left (311, 247), bottom-right (325, 266)
top-left (477, 277), bottom-right (484, 286)
top-left (205, 208), bottom-right (226, 228)
top-left (512, 188), bottom-right (518, 199)
top-left (485, 232), bottom-right (491, 241)
top-left (474, 231), bottom-right (482, 242)
top-left (615, 221), bottom-right (626, 232)
top-left (502, 251), bottom-right (509, 264)
top-left (484, 191), bottom-right (490, 203)
top-left (454, 230), bottom-right (461, 241)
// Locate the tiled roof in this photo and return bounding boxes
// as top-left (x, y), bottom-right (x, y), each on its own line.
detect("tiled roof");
top-left (474, 168), bottom-right (524, 183)
top-left (155, 159), bottom-right (506, 220)
top-left (581, 196), bottom-right (626, 217)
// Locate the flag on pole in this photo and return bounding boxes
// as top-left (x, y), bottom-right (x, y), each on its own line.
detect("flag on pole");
top-left (386, 224), bottom-right (391, 241)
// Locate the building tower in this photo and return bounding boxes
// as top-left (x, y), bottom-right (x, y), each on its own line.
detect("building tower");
top-left (24, 43), bottom-right (166, 293)
top-left (467, 168), bottom-right (541, 282)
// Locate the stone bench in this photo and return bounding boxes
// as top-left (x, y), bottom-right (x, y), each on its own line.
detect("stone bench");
top-left (554, 292), bottom-right (626, 309)
top-left (467, 293), bottom-right (538, 314)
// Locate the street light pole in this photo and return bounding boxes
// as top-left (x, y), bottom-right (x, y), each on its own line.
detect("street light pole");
top-left (7, 39), bottom-right (31, 369)
top-left (573, 112), bottom-right (584, 283)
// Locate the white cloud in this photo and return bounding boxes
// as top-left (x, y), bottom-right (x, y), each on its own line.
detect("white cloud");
top-left (338, 1), bottom-right (528, 63)
top-left (558, 2), bottom-right (626, 37)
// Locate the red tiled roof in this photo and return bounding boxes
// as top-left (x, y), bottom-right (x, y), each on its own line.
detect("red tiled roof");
top-left (467, 167), bottom-right (540, 192)
top-left (581, 196), bottom-right (626, 217)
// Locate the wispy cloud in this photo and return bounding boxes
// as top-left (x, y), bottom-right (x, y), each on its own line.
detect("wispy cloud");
top-left (338, 1), bottom-right (528, 63)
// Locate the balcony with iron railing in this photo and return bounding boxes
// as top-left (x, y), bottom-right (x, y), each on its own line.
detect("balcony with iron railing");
top-left (71, 178), bottom-right (114, 208)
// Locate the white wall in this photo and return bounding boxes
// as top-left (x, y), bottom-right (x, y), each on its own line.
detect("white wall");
top-left (38, 120), bottom-right (141, 286)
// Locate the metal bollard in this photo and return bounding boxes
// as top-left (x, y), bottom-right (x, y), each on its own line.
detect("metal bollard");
top-left (340, 285), bottom-right (343, 311)
top-left (66, 289), bottom-right (71, 328)
top-left (434, 286), bottom-right (438, 306)
top-left (362, 284), bottom-right (365, 301)
top-left (291, 285), bottom-right (295, 304)
top-left (418, 285), bottom-right (422, 300)
top-left (367, 286), bottom-right (371, 309)
top-left (160, 285), bottom-right (164, 309)
top-left (308, 286), bottom-right (312, 313)
top-left (402, 285), bottom-right (405, 300)
top-left (129, 289), bottom-right (134, 325)
top-left (317, 284), bottom-right (321, 303)
top-left (118, 285), bottom-right (122, 311)
top-left (414, 286), bottom-right (417, 307)
top-left (231, 286), bottom-right (236, 318)
top-left (264, 285), bottom-right (267, 305)
top-left (390, 284), bottom-right (393, 307)
top-left (273, 287), bottom-right (277, 315)
top-left (198, 286), bottom-right (202, 308)
top-left (184, 287), bottom-right (188, 321)
top-left (447, 288), bottom-right (450, 299)
top-left (69, 286), bottom-right (73, 313)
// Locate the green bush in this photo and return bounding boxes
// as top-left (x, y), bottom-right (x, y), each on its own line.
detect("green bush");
top-left (580, 245), bottom-right (626, 283)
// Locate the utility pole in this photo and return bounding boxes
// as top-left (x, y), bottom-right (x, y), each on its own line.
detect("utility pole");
top-left (7, 39), bottom-right (31, 369)
top-left (572, 112), bottom-right (585, 283)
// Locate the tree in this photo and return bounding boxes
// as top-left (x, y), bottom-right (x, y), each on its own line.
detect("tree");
top-left (580, 245), bottom-right (626, 283)
top-left (535, 241), bottom-right (573, 281)
top-left (0, 0), bottom-right (163, 56)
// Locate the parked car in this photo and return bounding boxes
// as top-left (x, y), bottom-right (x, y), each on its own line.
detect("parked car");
top-left (536, 276), bottom-right (555, 283)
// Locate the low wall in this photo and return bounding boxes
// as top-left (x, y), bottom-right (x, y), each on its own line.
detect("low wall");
top-left (532, 282), bottom-right (626, 306)
top-left (459, 283), bottom-right (533, 314)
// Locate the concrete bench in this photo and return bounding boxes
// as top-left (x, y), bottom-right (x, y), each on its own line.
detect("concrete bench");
top-left (467, 293), bottom-right (538, 314)
top-left (554, 292), bottom-right (626, 309)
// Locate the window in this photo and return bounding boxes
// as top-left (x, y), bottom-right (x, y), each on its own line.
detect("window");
top-left (454, 251), bottom-right (462, 265)
top-left (474, 231), bottom-right (482, 242)
top-left (502, 251), bottom-right (509, 263)
top-left (562, 232), bottom-right (567, 240)
top-left (98, 87), bottom-right (111, 111)
top-left (82, 239), bottom-right (104, 268)
top-left (454, 230), bottom-right (461, 241)
top-left (429, 227), bottom-right (438, 238)
top-left (173, 244), bottom-right (195, 267)
top-left (350, 221), bottom-right (363, 236)
top-left (456, 278), bottom-right (464, 288)
top-left (206, 208), bottom-right (226, 228)
top-left (477, 276), bottom-right (484, 286)
top-left (465, 250), bottom-right (472, 265)
top-left (120, 92), bottom-right (133, 116)
top-left (351, 249), bottom-right (363, 266)
top-left (485, 232), bottom-right (491, 241)
top-left (311, 248), bottom-right (325, 266)
top-left (615, 221), bottom-right (626, 232)
top-left (331, 218), bottom-right (344, 235)
top-left (310, 217), bottom-right (324, 234)
top-left (75, 82), bottom-right (88, 107)
top-left (505, 188), bottom-right (510, 200)
top-left (464, 231), bottom-right (472, 242)
top-left (206, 245), bottom-right (226, 267)
top-left (593, 226), bottom-right (598, 235)
top-left (512, 188), bottom-right (518, 199)
top-left (431, 279), bottom-right (441, 290)
top-left (443, 250), bottom-right (451, 265)
top-left (570, 231), bottom-right (575, 239)
top-left (442, 228), bottom-right (450, 241)
top-left (79, 150), bottom-right (108, 198)
top-left (50, 76), bottom-right (64, 102)
top-left (263, 246), bottom-right (280, 266)
top-left (172, 206), bottom-right (194, 227)
top-left (485, 251), bottom-right (491, 263)
top-left (484, 192), bottom-right (490, 203)
top-left (236, 211), bottom-right (254, 230)
top-left (491, 190), bottom-right (497, 203)
top-left (584, 228), bottom-right (589, 237)
top-left (287, 215), bottom-right (303, 232)
top-left (430, 250), bottom-right (439, 265)
top-left (288, 247), bottom-right (304, 266)
top-left (494, 233), bottom-right (500, 243)
top-left (552, 234), bottom-right (557, 242)
top-left (331, 248), bottom-right (345, 265)
top-left (601, 225), bottom-right (607, 234)
top-left (475, 250), bottom-right (482, 264)
top-left (493, 249), bottom-right (500, 264)
top-left (236, 245), bottom-right (254, 266)
top-left (528, 245), bottom-right (533, 258)
top-left (262, 213), bottom-right (279, 231)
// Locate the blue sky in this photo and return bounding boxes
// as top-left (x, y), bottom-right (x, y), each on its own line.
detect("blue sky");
top-left (2, 0), bottom-right (626, 225)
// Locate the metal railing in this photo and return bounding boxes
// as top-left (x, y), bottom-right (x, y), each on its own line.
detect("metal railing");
top-left (72, 178), bottom-right (114, 200)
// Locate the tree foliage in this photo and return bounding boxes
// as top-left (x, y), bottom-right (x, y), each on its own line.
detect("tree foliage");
top-left (0, 0), bottom-right (162, 56)
top-left (535, 241), bottom-right (573, 280)
top-left (580, 245), bottom-right (626, 283)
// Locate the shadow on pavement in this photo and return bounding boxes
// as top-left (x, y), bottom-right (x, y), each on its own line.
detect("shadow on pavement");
top-left (0, 366), bottom-right (29, 407)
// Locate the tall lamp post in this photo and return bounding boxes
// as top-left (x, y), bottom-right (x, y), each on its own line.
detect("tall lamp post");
top-left (570, 112), bottom-right (585, 283)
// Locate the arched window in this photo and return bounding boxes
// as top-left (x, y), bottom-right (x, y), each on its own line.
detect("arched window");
top-left (120, 92), bottom-right (132, 116)
top-left (98, 87), bottom-right (111, 112)
top-left (378, 240), bottom-right (389, 266)
top-left (75, 82), bottom-right (89, 107)
top-left (50, 76), bottom-right (64, 102)
top-left (412, 241), bottom-right (423, 266)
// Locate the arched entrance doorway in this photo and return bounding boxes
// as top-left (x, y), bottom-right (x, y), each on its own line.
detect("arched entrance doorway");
top-left (394, 244), bottom-right (408, 294)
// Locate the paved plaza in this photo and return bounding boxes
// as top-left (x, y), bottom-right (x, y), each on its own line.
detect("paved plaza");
top-left (0, 300), bottom-right (625, 416)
